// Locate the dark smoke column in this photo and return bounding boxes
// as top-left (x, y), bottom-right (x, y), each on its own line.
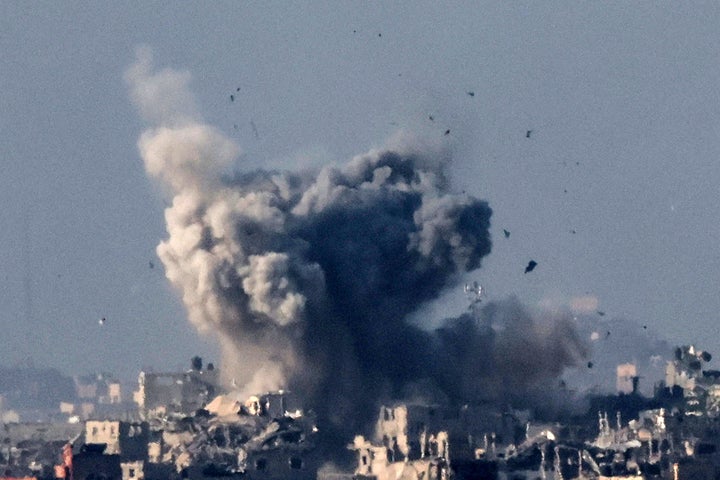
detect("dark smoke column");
top-left (125, 49), bottom-right (493, 432)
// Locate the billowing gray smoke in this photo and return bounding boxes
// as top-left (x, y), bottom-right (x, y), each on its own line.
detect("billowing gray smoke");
top-left (126, 49), bottom-right (587, 436)
top-left (435, 298), bottom-right (589, 410)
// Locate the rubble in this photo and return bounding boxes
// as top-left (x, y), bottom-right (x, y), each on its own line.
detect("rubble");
top-left (6, 347), bottom-right (720, 478)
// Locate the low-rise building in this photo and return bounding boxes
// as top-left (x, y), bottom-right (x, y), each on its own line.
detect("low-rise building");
top-left (133, 367), bottom-right (219, 417)
top-left (85, 420), bottom-right (149, 460)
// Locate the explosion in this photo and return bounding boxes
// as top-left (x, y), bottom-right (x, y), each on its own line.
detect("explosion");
top-left (126, 48), bottom-right (587, 437)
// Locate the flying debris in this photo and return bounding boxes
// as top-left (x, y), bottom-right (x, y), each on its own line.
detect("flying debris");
top-left (524, 260), bottom-right (538, 273)
top-left (597, 311), bottom-right (605, 317)
top-left (587, 361), bottom-right (594, 369)
top-left (570, 229), bottom-right (576, 234)
top-left (236, 87), bottom-right (241, 92)
top-left (526, 130), bottom-right (532, 138)
top-left (99, 317), bottom-right (106, 326)
top-left (503, 229), bottom-right (510, 238)
top-left (467, 91), bottom-right (475, 97)
top-left (444, 129), bottom-right (450, 136)
top-left (230, 94), bottom-right (235, 102)
top-left (378, 33), bottom-right (382, 37)
top-left (149, 261), bottom-right (154, 269)
top-left (428, 115), bottom-right (434, 122)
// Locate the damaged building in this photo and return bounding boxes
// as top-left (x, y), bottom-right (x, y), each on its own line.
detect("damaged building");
top-left (347, 345), bottom-right (720, 479)
top-left (56, 388), bottom-right (320, 480)
top-left (351, 403), bottom-right (522, 480)
top-left (133, 364), bottom-right (219, 418)
top-left (0, 423), bottom-right (83, 480)
top-left (373, 403), bottom-right (521, 463)
top-left (12, 346), bottom-right (720, 478)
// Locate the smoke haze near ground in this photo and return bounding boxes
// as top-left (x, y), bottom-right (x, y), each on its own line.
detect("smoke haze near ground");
top-left (127, 49), bottom-right (588, 438)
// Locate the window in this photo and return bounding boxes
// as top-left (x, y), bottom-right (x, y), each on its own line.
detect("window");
top-left (289, 457), bottom-right (302, 470)
top-left (128, 468), bottom-right (135, 478)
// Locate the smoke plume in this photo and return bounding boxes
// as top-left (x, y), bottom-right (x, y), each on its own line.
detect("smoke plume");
top-left (126, 49), bottom-right (587, 436)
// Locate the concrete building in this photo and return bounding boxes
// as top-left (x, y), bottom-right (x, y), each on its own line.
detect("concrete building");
top-left (375, 404), bottom-right (449, 462)
top-left (133, 367), bottom-right (219, 417)
top-left (352, 434), bottom-right (449, 480)
top-left (617, 363), bottom-right (638, 394)
top-left (120, 460), bottom-right (144, 480)
top-left (74, 373), bottom-right (122, 405)
top-left (85, 420), bottom-right (149, 459)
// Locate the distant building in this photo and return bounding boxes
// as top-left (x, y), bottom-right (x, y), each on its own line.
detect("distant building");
top-left (59, 402), bottom-right (74, 415)
top-left (80, 402), bottom-right (95, 420)
top-left (74, 373), bottom-right (121, 404)
top-left (1, 410), bottom-right (20, 424)
top-left (617, 363), bottom-right (638, 394)
top-left (107, 383), bottom-right (122, 404)
top-left (59, 373), bottom-right (128, 422)
top-left (120, 460), bottom-right (144, 480)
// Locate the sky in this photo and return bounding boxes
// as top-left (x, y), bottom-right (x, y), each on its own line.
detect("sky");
top-left (2, 2), bottom-right (720, 383)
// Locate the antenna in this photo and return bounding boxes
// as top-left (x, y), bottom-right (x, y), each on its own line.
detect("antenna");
top-left (464, 281), bottom-right (483, 312)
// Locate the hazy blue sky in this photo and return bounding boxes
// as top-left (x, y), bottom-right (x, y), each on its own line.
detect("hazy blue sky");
top-left (2, 2), bottom-right (720, 381)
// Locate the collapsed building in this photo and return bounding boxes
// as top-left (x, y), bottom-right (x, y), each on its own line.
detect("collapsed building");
top-left (351, 404), bottom-right (453, 480)
top-left (661, 345), bottom-right (720, 417)
top-left (344, 345), bottom-right (720, 480)
top-left (350, 403), bottom-right (525, 480)
top-left (53, 388), bottom-right (320, 480)
top-left (11, 344), bottom-right (720, 479)
top-left (149, 390), bottom-right (320, 479)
